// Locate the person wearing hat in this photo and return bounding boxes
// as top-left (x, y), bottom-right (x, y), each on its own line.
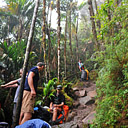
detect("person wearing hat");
top-left (49, 85), bottom-right (65, 124)
top-left (19, 62), bottom-right (45, 125)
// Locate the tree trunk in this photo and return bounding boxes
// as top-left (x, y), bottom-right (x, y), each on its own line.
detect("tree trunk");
top-left (88, 0), bottom-right (99, 50)
top-left (94, 0), bottom-right (101, 32)
top-left (47, 28), bottom-right (51, 80)
top-left (42, 0), bottom-right (48, 82)
top-left (18, 18), bottom-right (23, 42)
top-left (64, 11), bottom-right (67, 78)
top-left (107, 0), bottom-right (115, 45)
top-left (47, 2), bottom-right (53, 80)
top-left (7, 17), bottom-right (10, 45)
top-left (76, 14), bottom-right (79, 62)
top-left (69, 7), bottom-right (73, 73)
top-left (46, 1), bottom-right (50, 24)
top-left (12, 0), bottom-right (39, 127)
top-left (4, 88), bottom-right (13, 108)
top-left (56, 0), bottom-right (61, 81)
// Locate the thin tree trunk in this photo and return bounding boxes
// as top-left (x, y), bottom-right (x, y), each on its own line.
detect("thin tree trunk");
top-left (64, 11), bottom-right (67, 78)
top-left (7, 17), bottom-right (10, 45)
top-left (18, 18), bottom-right (23, 42)
top-left (42, 0), bottom-right (48, 82)
top-left (94, 0), bottom-right (101, 32)
top-left (12, 0), bottom-right (39, 127)
top-left (4, 88), bottom-right (13, 107)
top-left (47, 2), bottom-right (53, 80)
top-left (107, 0), bottom-right (114, 45)
top-left (94, 0), bottom-right (103, 50)
top-left (47, 28), bottom-right (51, 80)
top-left (69, 8), bottom-right (73, 73)
top-left (39, 34), bottom-right (43, 60)
top-left (56, 0), bottom-right (61, 81)
top-left (75, 14), bottom-right (79, 73)
top-left (88, 0), bottom-right (99, 50)
top-left (76, 14), bottom-right (79, 61)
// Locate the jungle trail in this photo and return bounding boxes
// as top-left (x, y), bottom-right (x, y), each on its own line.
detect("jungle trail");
top-left (0, 0), bottom-right (128, 128)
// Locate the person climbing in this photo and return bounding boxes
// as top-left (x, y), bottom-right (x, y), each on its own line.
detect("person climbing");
top-left (1, 69), bottom-right (23, 123)
top-left (19, 62), bottom-right (45, 125)
top-left (49, 85), bottom-right (65, 125)
top-left (78, 59), bottom-right (89, 81)
top-left (78, 59), bottom-right (84, 72)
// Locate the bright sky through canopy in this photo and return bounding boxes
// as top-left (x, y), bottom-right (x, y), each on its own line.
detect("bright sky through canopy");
top-left (0, 0), bottom-right (6, 7)
top-left (0, 0), bottom-right (85, 29)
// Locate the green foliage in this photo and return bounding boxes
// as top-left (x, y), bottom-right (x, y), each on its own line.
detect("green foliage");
top-left (89, 70), bottom-right (98, 81)
top-left (91, 0), bottom-right (128, 127)
top-left (78, 1), bottom-right (86, 10)
top-left (43, 79), bottom-right (55, 98)
top-left (36, 78), bottom-right (58, 106)
top-left (92, 42), bottom-right (128, 127)
top-left (36, 78), bottom-right (74, 108)
top-left (62, 80), bottom-right (74, 107)
top-left (0, 40), bottom-right (37, 82)
top-left (0, 40), bottom-right (26, 79)
top-left (63, 92), bottom-right (73, 107)
top-left (0, 0), bottom-right (35, 40)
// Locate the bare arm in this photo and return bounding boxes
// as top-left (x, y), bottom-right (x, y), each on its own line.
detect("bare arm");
top-left (1, 79), bottom-right (18, 88)
top-left (49, 102), bottom-right (53, 111)
top-left (79, 66), bottom-right (82, 72)
top-left (28, 71), bottom-right (36, 97)
top-left (54, 102), bottom-right (64, 107)
top-left (5, 83), bottom-right (18, 88)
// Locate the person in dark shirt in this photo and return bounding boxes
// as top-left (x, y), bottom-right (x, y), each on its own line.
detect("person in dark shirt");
top-left (49, 85), bottom-right (65, 124)
top-left (19, 62), bottom-right (45, 125)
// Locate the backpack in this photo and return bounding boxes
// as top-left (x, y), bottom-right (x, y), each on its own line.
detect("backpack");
top-left (56, 105), bottom-right (69, 124)
top-left (85, 69), bottom-right (89, 80)
top-left (81, 69), bottom-right (89, 81)
top-left (32, 105), bottom-right (52, 123)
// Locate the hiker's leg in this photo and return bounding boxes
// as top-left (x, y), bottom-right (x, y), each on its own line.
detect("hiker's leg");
top-left (19, 111), bottom-right (24, 125)
top-left (52, 107), bottom-right (58, 121)
top-left (20, 112), bottom-right (32, 125)
top-left (12, 103), bottom-right (16, 123)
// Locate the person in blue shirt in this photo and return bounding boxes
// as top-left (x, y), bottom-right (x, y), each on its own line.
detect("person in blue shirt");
top-left (78, 59), bottom-right (88, 81)
top-left (19, 62), bottom-right (45, 125)
top-left (78, 59), bottom-right (84, 72)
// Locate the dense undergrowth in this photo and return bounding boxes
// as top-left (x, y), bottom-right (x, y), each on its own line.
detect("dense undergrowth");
top-left (36, 78), bottom-right (74, 108)
top-left (91, 0), bottom-right (128, 127)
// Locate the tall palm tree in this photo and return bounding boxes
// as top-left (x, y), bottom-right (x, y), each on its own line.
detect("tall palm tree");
top-left (56, 0), bottom-right (61, 81)
top-left (69, 1), bottom-right (73, 73)
top-left (75, 13), bottom-right (79, 62)
top-left (42, 0), bottom-right (48, 82)
top-left (0, 0), bottom-right (35, 41)
top-left (64, 10), bottom-right (68, 78)
top-left (47, 1), bottom-right (53, 80)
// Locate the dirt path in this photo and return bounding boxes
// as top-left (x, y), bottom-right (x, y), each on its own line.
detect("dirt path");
top-left (52, 81), bottom-right (96, 128)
